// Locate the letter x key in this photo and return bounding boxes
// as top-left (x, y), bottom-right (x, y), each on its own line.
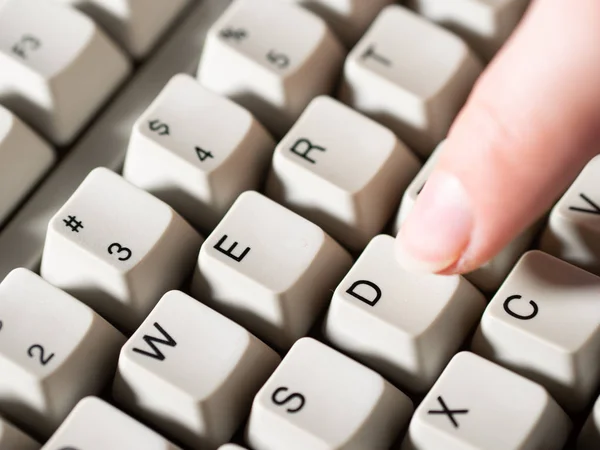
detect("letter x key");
top-left (427, 396), bottom-right (469, 429)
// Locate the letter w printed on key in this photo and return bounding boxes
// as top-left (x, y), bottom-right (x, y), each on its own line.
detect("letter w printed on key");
top-left (132, 322), bottom-right (177, 361)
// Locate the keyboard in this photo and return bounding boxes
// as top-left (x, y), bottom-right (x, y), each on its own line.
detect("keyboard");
top-left (0, 0), bottom-right (598, 449)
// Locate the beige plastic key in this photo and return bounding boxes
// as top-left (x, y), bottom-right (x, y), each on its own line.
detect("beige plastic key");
top-left (0, 269), bottom-right (125, 438)
top-left (472, 251), bottom-right (600, 412)
top-left (123, 74), bottom-right (275, 233)
top-left (41, 168), bottom-right (203, 332)
top-left (0, 0), bottom-right (131, 145)
top-left (41, 397), bottom-right (181, 450)
top-left (402, 352), bottom-right (570, 450)
top-left (393, 142), bottom-right (536, 292)
top-left (406, 0), bottom-right (531, 61)
top-left (0, 416), bottom-right (39, 450)
top-left (191, 191), bottom-right (352, 350)
top-left (219, 445), bottom-right (248, 450)
top-left (324, 234), bottom-right (485, 393)
top-left (0, 105), bottom-right (54, 226)
top-left (197, 0), bottom-right (345, 137)
top-left (266, 96), bottom-right (420, 251)
top-left (540, 155), bottom-right (600, 277)
top-left (578, 395), bottom-right (600, 450)
top-left (282, 0), bottom-right (394, 47)
top-left (247, 338), bottom-right (413, 450)
top-left (339, 5), bottom-right (482, 158)
top-left (113, 290), bottom-right (280, 450)
top-left (57, 0), bottom-right (189, 58)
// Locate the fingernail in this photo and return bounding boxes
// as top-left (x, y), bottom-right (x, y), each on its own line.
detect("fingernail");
top-left (396, 171), bottom-right (473, 273)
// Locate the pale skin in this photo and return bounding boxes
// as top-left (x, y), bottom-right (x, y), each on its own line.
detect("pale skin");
top-left (395, 0), bottom-right (600, 275)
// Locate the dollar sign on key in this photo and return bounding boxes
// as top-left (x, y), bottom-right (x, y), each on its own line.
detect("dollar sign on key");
top-left (148, 119), bottom-right (170, 136)
top-left (220, 28), bottom-right (247, 41)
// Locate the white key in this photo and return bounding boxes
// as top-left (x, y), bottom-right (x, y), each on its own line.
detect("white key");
top-left (0, 268), bottom-right (125, 437)
top-left (324, 234), bottom-right (485, 393)
top-left (0, 0), bottom-right (131, 145)
top-left (247, 338), bottom-right (413, 450)
top-left (56, 0), bottom-right (189, 59)
top-left (265, 96), bottom-right (420, 251)
top-left (0, 105), bottom-right (54, 225)
top-left (197, 0), bottom-right (345, 137)
top-left (191, 191), bottom-right (352, 350)
top-left (123, 74), bottom-right (275, 233)
top-left (339, 5), bottom-right (482, 158)
top-left (0, 417), bottom-right (39, 450)
top-left (41, 397), bottom-right (181, 450)
top-left (540, 155), bottom-right (600, 277)
top-left (406, 0), bottom-right (530, 61)
top-left (471, 250), bottom-right (600, 412)
top-left (578, 395), bottom-right (600, 450)
top-left (393, 142), bottom-right (536, 292)
top-left (41, 168), bottom-right (203, 332)
top-left (402, 352), bottom-right (570, 450)
top-left (282, 0), bottom-right (394, 47)
top-left (113, 290), bottom-right (280, 450)
top-left (219, 445), bottom-right (247, 450)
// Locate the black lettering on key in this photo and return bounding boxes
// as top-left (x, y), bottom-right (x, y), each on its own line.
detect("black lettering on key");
top-left (28, 344), bottom-right (55, 366)
top-left (346, 280), bottom-right (382, 306)
top-left (108, 243), bottom-right (132, 262)
top-left (290, 138), bottom-right (326, 164)
top-left (12, 34), bottom-right (41, 59)
top-left (132, 322), bottom-right (177, 361)
top-left (503, 294), bottom-right (538, 321)
top-left (569, 193), bottom-right (600, 215)
top-left (148, 119), bottom-right (170, 136)
top-left (195, 146), bottom-right (214, 162)
top-left (214, 235), bottom-right (250, 263)
top-left (361, 44), bottom-right (391, 66)
top-left (272, 387), bottom-right (305, 413)
top-left (428, 396), bottom-right (469, 429)
top-left (220, 27), bottom-right (247, 41)
top-left (267, 50), bottom-right (290, 69)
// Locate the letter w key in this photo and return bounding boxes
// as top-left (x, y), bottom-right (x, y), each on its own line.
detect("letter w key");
top-left (132, 322), bottom-right (177, 361)
top-left (569, 193), bottom-right (600, 215)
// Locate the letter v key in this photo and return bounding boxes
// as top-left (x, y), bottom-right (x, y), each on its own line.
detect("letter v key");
top-left (569, 193), bottom-right (600, 215)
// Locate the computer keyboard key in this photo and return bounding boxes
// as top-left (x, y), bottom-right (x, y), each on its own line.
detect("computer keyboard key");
top-left (191, 191), bottom-right (352, 350)
top-left (123, 74), bottom-right (275, 233)
top-left (393, 142), bottom-right (536, 292)
top-left (406, 0), bottom-right (531, 61)
top-left (113, 290), bottom-right (280, 450)
top-left (57, 0), bottom-right (189, 59)
top-left (219, 446), bottom-right (247, 450)
top-left (283, 0), bottom-right (394, 47)
top-left (578, 395), bottom-right (600, 450)
top-left (0, 416), bottom-right (39, 450)
top-left (0, 0), bottom-right (131, 145)
top-left (339, 5), bottom-right (482, 158)
top-left (41, 168), bottom-right (203, 332)
top-left (472, 251), bottom-right (600, 412)
top-left (246, 337), bottom-right (413, 450)
top-left (197, 0), bottom-right (345, 137)
top-left (266, 96), bottom-right (420, 251)
top-left (540, 155), bottom-right (600, 277)
top-left (402, 352), bottom-right (570, 450)
top-left (41, 396), bottom-right (181, 450)
top-left (0, 105), bottom-right (54, 226)
top-left (0, 268), bottom-right (125, 437)
top-left (324, 234), bottom-right (485, 393)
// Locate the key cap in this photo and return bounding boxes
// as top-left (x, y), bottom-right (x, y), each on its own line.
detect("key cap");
top-left (540, 155), bottom-right (600, 277)
top-left (247, 338), bottom-right (413, 450)
top-left (324, 234), bottom-right (485, 393)
top-left (282, 0), bottom-right (394, 47)
top-left (113, 290), bottom-right (280, 450)
top-left (219, 445), bottom-right (247, 450)
top-left (191, 191), bottom-right (352, 350)
top-left (406, 0), bottom-right (530, 61)
top-left (197, 0), bottom-right (345, 137)
top-left (393, 142), bottom-right (536, 292)
top-left (471, 251), bottom-right (600, 412)
top-left (41, 397), bottom-right (181, 450)
top-left (0, 268), bottom-right (125, 438)
top-left (40, 168), bottom-right (203, 332)
top-left (57, 0), bottom-right (189, 59)
top-left (0, 416), bottom-right (39, 450)
top-left (0, 105), bottom-right (54, 226)
top-left (265, 96), bottom-right (420, 251)
top-left (123, 74), bottom-right (275, 233)
top-left (0, 0), bottom-right (131, 145)
top-left (578, 395), bottom-right (600, 450)
top-left (402, 352), bottom-right (570, 450)
top-left (339, 5), bottom-right (482, 158)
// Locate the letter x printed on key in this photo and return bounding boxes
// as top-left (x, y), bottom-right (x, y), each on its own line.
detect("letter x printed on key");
top-left (427, 396), bottom-right (469, 429)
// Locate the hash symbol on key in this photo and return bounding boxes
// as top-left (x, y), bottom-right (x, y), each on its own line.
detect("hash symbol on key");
top-left (63, 215), bottom-right (84, 233)
top-left (427, 396), bottom-right (469, 428)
